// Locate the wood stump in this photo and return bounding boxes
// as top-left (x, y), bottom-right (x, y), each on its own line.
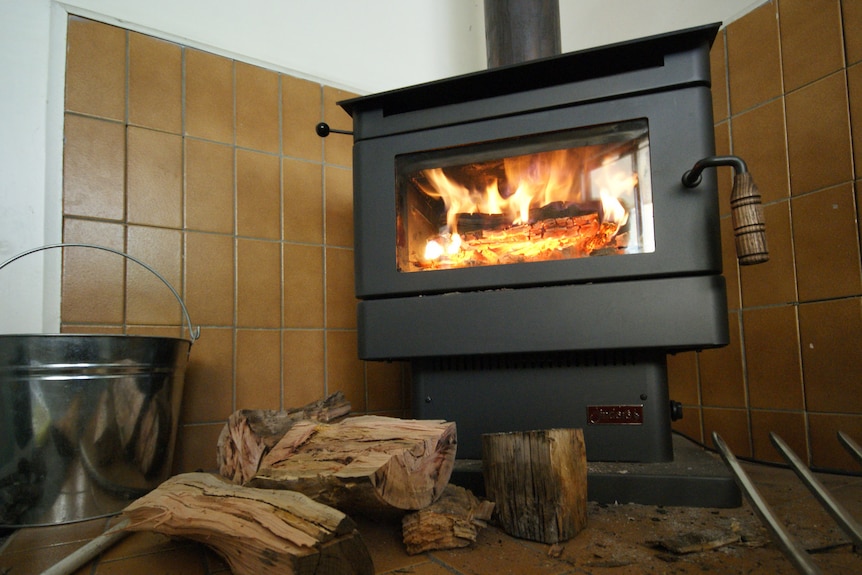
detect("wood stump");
top-left (482, 428), bottom-right (587, 544)
top-left (120, 472), bottom-right (373, 575)
top-left (250, 415), bottom-right (457, 512)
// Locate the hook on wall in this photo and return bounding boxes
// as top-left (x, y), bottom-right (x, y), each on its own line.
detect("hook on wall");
top-left (315, 122), bottom-right (353, 138)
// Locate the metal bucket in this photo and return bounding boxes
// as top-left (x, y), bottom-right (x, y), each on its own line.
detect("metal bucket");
top-left (0, 244), bottom-right (199, 527)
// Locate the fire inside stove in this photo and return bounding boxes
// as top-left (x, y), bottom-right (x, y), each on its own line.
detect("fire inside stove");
top-left (396, 119), bottom-right (655, 272)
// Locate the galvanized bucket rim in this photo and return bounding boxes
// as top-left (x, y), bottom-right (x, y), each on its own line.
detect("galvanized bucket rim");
top-left (0, 243), bottom-right (199, 345)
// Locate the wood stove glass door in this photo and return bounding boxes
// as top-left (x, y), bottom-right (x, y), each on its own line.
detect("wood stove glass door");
top-left (395, 119), bottom-right (654, 273)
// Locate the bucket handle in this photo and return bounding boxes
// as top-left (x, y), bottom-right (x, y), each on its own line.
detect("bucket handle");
top-left (0, 243), bottom-right (200, 343)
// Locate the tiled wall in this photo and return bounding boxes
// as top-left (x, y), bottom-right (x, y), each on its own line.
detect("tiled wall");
top-left (669, 0), bottom-right (862, 472)
top-left (61, 16), bottom-right (408, 474)
top-left (61, 2), bottom-right (862, 476)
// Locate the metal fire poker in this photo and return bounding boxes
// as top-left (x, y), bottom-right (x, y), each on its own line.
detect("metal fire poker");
top-left (714, 430), bottom-right (862, 574)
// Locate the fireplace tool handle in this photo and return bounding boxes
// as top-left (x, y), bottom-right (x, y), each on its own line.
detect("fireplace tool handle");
top-left (315, 122), bottom-right (353, 137)
top-left (682, 155), bottom-right (769, 265)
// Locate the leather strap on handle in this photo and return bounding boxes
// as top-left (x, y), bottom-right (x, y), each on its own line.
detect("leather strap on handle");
top-left (730, 171), bottom-right (768, 265)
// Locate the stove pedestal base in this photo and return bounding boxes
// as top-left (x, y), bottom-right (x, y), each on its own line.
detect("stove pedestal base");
top-left (450, 433), bottom-right (741, 508)
top-left (412, 351), bottom-right (675, 463)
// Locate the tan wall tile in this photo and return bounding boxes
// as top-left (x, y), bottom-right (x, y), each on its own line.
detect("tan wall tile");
top-left (785, 72), bottom-right (852, 195)
top-left (185, 232), bottom-right (234, 326)
top-left (236, 149), bottom-right (281, 239)
top-left (742, 306), bottom-right (803, 410)
top-left (799, 298), bottom-right (862, 413)
top-left (326, 330), bottom-right (365, 411)
top-left (65, 16), bottom-right (125, 120)
top-left (129, 32), bottom-right (182, 133)
top-left (236, 62), bottom-right (280, 154)
top-left (184, 139), bottom-right (235, 234)
top-left (185, 49), bottom-right (234, 144)
top-left (236, 239), bottom-right (281, 328)
top-left (726, 1), bottom-right (782, 114)
top-left (61, 220), bottom-right (126, 325)
top-left (792, 184), bottom-right (862, 301)
top-left (283, 243), bottom-right (324, 328)
top-left (127, 127), bottom-right (183, 228)
top-left (183, 327), bottom-right (235, 423)
top-left (235, 329), bottom-right (282, 409)
top-left (778, 0), bottom-right (844, 91)
top-left (126, 225), bottom-right (183, 326)
top-left (283, 329), bottom-right (325, 408)
top-left (283, 158), bottom-right (323, 243)
top-left (63, 114), bottom-right (125, 220)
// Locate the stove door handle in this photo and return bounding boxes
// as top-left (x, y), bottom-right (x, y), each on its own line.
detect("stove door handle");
top-left (682, 155), bottom-right (769, 266)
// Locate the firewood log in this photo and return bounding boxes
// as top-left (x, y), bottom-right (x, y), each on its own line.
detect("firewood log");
top-left (217, 391), bottom-right (351, 484)
top-left (120, 472), bottom-right (373, 575)
top-left (482, 428), bottom-right (587, 544)
top-left (249, 415), bottom-right (457, 512)
top-left (401, 484), bottom-right (494, 554)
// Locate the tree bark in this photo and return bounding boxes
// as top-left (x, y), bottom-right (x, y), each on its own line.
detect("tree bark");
top-left (217, 392), bottom-right (351, 484)
top-left (250, 415), bottom-right (457, 512)
top-left (120, 472), bottom-right (373, 575)
top-left (482, 428), bottom-right (587, 543)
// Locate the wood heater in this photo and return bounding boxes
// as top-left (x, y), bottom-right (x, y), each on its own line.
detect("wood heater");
top-left (336, 23), bottom-right (762, 507)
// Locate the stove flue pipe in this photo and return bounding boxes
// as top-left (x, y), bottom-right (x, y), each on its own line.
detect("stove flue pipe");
top-left (682, 155), bottom-right (769, 266)
top-left (484, 0), bottom-right (561, 68)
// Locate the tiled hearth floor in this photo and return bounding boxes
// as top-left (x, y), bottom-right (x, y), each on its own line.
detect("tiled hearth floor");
top-left (3, 458), bottom-right (862, 574)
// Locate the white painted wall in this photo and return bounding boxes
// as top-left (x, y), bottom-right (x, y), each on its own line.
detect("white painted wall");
top-left (0, 0), bottom-right (766, 333)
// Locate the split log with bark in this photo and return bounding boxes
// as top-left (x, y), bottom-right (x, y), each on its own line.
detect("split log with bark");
top-left (217, 392), bottom-right (352, 484)
top-left (401, 484), bottom-right (494, 554)
top-left (119, 472), bottom-right (373, 575)
top-left (249, 415), bottom-right (457, 513)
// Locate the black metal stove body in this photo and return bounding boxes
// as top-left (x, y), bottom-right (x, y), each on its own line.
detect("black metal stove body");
top-left (341, 24), bottom-right (728, 464)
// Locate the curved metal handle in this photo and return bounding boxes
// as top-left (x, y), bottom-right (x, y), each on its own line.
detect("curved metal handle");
top-left (0, 243), bottom-right (200, 343)
top-left (682, 155), bottom-right (769, 266)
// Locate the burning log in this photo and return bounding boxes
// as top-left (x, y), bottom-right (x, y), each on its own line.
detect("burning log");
top-left (119, 472), bottom-right (373, 575)
top-left (401, 484), bottom-right (495, 554)
top-left (217, 391), bottom-right (351, 484)
top-left (249, 415), bottom-right (457, 512)
top-left (482, 428), bottom-right (587, 544)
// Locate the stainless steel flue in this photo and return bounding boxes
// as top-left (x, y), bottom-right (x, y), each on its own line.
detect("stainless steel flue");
top-left (484, 0), bottom-right (561, 67)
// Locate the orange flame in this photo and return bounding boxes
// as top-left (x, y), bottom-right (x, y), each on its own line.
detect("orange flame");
top-left (419, 147), bottom-right (636, 265)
